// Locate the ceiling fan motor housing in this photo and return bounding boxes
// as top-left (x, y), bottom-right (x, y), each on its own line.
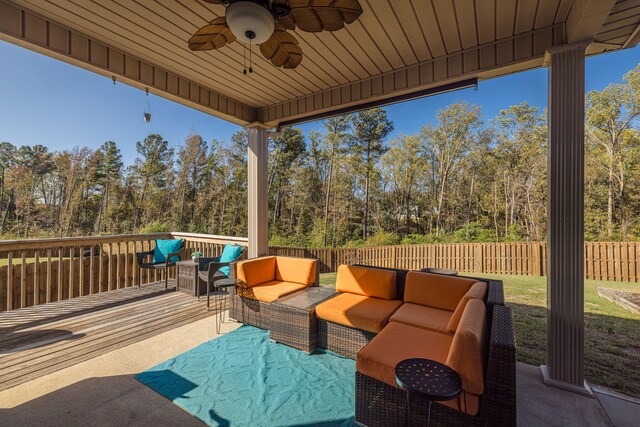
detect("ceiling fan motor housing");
top-left (191, 0), bottom-right (363, 70)
top-left (226, 0), bottom-right (275, 44)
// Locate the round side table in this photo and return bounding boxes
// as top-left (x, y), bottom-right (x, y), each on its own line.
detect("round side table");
top-left (208, 278), bottom-right (237, 334)
top-left (395, 358), bottom-right (462, 426)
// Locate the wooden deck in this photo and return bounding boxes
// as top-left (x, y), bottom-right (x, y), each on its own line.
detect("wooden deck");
top-left (0, 281), bottom-right (215, 392)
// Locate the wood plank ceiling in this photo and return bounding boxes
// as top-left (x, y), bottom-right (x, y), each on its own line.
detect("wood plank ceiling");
top-left (9, 0), bottom-right (575, 109)
top-left (3, 0), bottom-right (639, 125)
top-left (591, 0), bottom-right (640, 53)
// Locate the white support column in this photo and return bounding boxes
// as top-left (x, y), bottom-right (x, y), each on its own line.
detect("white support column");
top-left (246, 123), bottom-right (269, 258)
top-left (541, 41), bottom-right (592, 396)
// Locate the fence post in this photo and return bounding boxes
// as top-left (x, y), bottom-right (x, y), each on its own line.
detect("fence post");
top-left (531, 242), bottom-right (542, 276)
top-left (473, 244), bottom-right (482, 273)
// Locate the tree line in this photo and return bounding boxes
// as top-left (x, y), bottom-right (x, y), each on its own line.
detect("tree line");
top-left (1, 64), bottom-right (639, 246)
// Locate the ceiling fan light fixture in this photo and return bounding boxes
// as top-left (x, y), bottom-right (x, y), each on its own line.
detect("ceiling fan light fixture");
top-left (226, 1), bottom-right (275, 44)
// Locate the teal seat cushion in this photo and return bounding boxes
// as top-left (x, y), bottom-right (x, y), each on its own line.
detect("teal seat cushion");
top-left (218, 244), bottom-right (243, 276)
top-left (153, 239), bottom-right (183, 263)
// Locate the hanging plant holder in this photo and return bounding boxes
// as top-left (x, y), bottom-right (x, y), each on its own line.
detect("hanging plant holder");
top-left (143, 88), bottom-right (152, 122)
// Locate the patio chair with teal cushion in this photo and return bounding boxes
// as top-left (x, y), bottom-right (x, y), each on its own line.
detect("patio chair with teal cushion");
top-left (197, 244), bottom-right (246, 307)
top-left (136, 239), bottom-right (185, 289)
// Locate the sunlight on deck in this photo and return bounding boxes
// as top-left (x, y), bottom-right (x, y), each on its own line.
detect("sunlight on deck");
top-left (0, 282), bottom-right (217, 391)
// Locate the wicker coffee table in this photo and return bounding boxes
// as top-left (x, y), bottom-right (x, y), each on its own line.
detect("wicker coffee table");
top-left (269, 287), bottom-right (337, 353)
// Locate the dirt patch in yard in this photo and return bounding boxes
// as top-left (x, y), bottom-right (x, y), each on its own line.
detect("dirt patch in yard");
top-left (598, 288), bottom-right (640, 315)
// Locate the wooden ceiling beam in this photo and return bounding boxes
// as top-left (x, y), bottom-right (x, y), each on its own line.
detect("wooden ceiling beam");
top-left (259, 24), bottom-right (566, 126)
top-left (566, 0), bottom-right (617, 43)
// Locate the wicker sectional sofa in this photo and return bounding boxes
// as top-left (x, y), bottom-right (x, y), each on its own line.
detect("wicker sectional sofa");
top-left (229, 258), bottom-right (515, 426)
top-left (355, 302), bottom-right (516, 426)
top-left (316, 265), bottom-right (402, 358)
top-left (312, 265), bottom-right (515, 426)
top-left (229, 255), bottom-right (319, 329)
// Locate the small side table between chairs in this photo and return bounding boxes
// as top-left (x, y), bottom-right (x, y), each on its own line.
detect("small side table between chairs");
top-left (176, 260), bottom-right (207, 297)
top-left (395, 358), bottom-right (462, 426)
top-left (208, 278), bottom-right (237, 334)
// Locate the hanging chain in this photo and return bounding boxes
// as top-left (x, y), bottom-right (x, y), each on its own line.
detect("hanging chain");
top-left (243, 38), bottom-right (254, 75)
top-left (249, 38), bottom-right (253, 74)
top-left (145, 88), bottom-right (151, 113)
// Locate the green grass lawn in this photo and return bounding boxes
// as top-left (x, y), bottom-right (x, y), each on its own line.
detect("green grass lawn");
top-left (319, 272), bottom-right (640, 398)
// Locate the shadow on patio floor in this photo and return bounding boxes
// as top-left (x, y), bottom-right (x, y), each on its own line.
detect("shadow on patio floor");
top-left (509, 302), bottom-right (640, 399)
top-left (0, 374), bottom-right (204, 427)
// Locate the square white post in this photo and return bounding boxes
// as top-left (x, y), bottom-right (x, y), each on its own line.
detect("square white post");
top-left (247, 123), bottom-right (269, 258)
top-left (541, 41), bottom-right (592, 396)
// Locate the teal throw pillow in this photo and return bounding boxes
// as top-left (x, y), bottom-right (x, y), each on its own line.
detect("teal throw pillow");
top-left (218, 244), bottom-right (243, 276)
top-left (153, 239), bottom-right (184, 263)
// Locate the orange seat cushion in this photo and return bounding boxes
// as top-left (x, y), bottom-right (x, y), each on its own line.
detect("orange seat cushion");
top-left (275, 256), bottom-right (317, 285)
top-left (404, 271), bottom-right (477, 311)
top-left (356, 320), bottom-right (484, 416)
top-left (447, 281), bottom-right (488, 332)
top-left (335, 265), bottom-right (396, 300)
top-left (238, 280), bottom-right (308, 302)
top-left (389, 303), bottom-right (453, 334)
top-left (237, 256), bottom-right (276, 287)
top-left (446, 299), bottom-right (487, 395)
top-left (356, 322), bottom-right (453, 387)
top-left (316, 293), bottom-right (402, 333)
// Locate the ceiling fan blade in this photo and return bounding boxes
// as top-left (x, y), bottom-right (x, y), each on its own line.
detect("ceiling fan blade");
top-left (188, 17), bottom-right (236, 51)
top-left (274, 0), bottom-right (363, 33)
top-left (260, 26), bottom-right (303, 69)
top-left (201, 0), bottom-right (229, 4)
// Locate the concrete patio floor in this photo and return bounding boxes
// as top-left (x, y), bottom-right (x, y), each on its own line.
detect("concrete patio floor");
top-left (0, 314), bottom-right (240, 426)
top-left (1, 311), bottom-right (639, 426)
top-left (516, 362), bottom-right (640, 427)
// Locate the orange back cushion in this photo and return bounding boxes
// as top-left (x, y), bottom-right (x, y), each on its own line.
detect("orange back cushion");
top-left (404, 271), bottom-right (477, 311)
top-left (237, 256), bottom-right (276, 287)
top-left (446, 299), bottom-right (487, 395)
top-left (447, 281), bottom-right (488, 332)
top-left (336, 265), bottom-right (396, 300)
top-left (275, 256), bottom-right (317, 285)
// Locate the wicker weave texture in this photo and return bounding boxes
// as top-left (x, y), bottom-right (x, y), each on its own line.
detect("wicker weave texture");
top-left (482, 304), bottom-right (516, 425)
top-left (355, 302), bottom-right (516, 427)
top-left (229, 288), bottom-right (271, 329)
top-left (270, 304), bottom-right (318, 353)
top-left (317, 319), bottom-right (376, 359)
top-left (356, 372), bottom-right (489, 427)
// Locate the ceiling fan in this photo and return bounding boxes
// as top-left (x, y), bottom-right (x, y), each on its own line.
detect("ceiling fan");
top-left (188, 0), bottom-right (363, 72)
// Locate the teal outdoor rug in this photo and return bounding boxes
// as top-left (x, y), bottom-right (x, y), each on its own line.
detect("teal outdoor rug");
top-left (136, 325), bottom-right (355, 426)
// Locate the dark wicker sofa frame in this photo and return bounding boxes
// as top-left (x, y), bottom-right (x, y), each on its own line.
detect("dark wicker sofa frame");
top-left (355, 303), bottom-right (516, 427)
top-left (229, 256), bottom-right (320, 330)
top-left (318, 266), bottom-right (505, 360)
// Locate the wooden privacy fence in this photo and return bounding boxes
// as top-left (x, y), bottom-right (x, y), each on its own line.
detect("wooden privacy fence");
top-left (0, 232), bottom-right (248, 312)
top-left (270, 241), bottom-right (640, 283)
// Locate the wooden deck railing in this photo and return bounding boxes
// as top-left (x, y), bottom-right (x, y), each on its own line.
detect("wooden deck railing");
top-left (2, 236), bottom-right (637, 312)
top-left (0, 232), bottom-right (248, 312)
top-left (270, 241), bottom-right (640, 283)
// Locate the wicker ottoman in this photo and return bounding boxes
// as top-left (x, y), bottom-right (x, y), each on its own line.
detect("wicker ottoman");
top-left (269, 287), bottom-right (337, 353)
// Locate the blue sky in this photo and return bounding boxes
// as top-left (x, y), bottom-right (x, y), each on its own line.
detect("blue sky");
top-left (0, 39), bottom-right (638, 164)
